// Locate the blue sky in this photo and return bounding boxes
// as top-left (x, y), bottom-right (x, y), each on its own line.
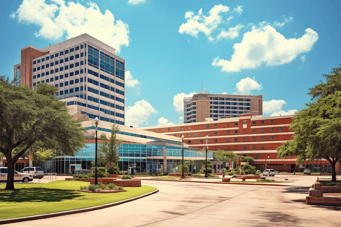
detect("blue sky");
top-left (1, 0), bottom-right (341, 127)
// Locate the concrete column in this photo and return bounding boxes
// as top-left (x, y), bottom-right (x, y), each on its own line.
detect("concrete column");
top-left (163, 147), bottom-right (167, 173)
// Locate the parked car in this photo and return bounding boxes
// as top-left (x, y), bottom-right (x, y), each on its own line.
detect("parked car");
top-left (303, 168), bottom-right (311, 175)
top-left (263, 169), bottom-right (276, 176)
top-left (0, 167), bottom-right (33, 183)
top-left (256, 170), bottom-right (261, 173)
top-left (21, 167), bottom-right (44, 179)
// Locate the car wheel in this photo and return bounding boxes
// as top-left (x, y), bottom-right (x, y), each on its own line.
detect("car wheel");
top-left (22, 178), bottom-right (29, 183)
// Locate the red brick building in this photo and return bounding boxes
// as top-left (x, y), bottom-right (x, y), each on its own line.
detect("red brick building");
top-left (142, 114), bottom-right (341, 173)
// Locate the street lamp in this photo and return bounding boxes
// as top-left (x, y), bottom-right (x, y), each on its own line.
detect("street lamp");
top-left (205, 135), bottom-right (208, 178)
top-left (181, 135), bottom-right (184, 179)
top-left (94, 117), bottom-right (99, 185)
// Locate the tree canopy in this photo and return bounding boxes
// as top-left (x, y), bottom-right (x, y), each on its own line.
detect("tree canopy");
top-left (278, 66), bottom-right (341, 182)
top-left (0, 79), bottom-right (86, 190)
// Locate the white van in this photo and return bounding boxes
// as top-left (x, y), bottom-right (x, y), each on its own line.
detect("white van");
top-left (0, 167), bottom-right (33, 183)
top-left (21, 167), bottom-right (44, 179)
top-left (263, 169), bottom-right (276, 176)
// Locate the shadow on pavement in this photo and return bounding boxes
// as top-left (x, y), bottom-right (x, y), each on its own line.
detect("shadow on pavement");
top-left (0, 188), bottom-right (83, 202)
top-left (258, 211), bottom-right (300, 225)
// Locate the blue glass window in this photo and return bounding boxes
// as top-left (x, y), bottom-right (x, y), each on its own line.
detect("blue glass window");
top-left (33, 61), bottom-right (36, 65)
top-left (70, 72), bottom-right (74, 77)
top-left (51, 62), bottom-right (54, 66)
top-left (75, 62), bottom-right (79, 67)
top-left (60, 59), bottom-right (63, 64)
top-left (46, 71), bottom-right (49, 76)
top-left (55, 76), bottom-right (58, 81)
top-left (70, 64), bottom-right (74, 68)
top-left (75, 70), bottom-right (79, 75)
top-left (65, 65), bottom-right (69, 70)
top-left (60, 51), bottom-right (64, 56)
top-left (88, 45), bottom-right (99, 69)
top-left (55, 68), bottom-right (59, 73)
top-left (75, 54), bottom-right (79, 59)
top-left (50, 70), bottom-right (54, 74)
top-left (55, 53), bottom-right (59, 57)
top-left (75, 79), bottom-right (79, 83)
top-left (60, 67), bottom-right (63, 71)
top-left (70, 56), bottom-right (74, 60)
top-left (50, 55), bottom-right (54, 59)
top-left (80, 78), bottom-right (83, 82)
top-left (75, 46), bottom-right (79, 50)
top-left (70, 48), bottom-right (74, 52)
top-left (65, 90), bottom-right (68, 94)
top-left (60, 75), bottom-right (63, 79)
top-left (60, 91), bottom-right (63, 95)
top-left (37, 59), bottom-right (40, 63)
top-left (46, 56), bottom-right (49, 60)
top-left (33, 75), bottom-right (36, 79)
top-left (65, 73), bottom-right (68, 78)
top-left (50, 77), bottom-right (53, 82)
top-left (65, 50), bottom-right (69, 54)
top-left (65, 57), bottom-right (68, 62)
top-left (46, 64), bottom-right (49, 68)
top-left (70, 80), bottom-right (74, 85)
top-left (65, 81), bottom-right (68, 86)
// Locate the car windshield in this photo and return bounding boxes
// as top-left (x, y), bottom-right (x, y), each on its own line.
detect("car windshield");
top-left (14, 170), bottom-right (18, 174)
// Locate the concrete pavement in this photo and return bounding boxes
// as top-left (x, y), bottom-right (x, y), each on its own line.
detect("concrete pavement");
top-left (3, 176), bottom-right (341, 227)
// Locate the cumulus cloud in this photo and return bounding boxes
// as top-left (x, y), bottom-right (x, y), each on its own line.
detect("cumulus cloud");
top-left (212, 26), bottom-right (318, 72)
top-left (232, 6), bottom-right (243, 15)
top-left (173, 92), bottom-right (197, 112)
top-left (274, 16), bottom-right (293, 28)
top-left (300, 55), bottom-right (306, 63)
top-left (263, 100), bottom-right (287, 114)
top-left (157, 117), bottom-right (174, 126)
top-left (222, 92), bottom-right (227, 94)
top-left (125, 100), bottom-right (157, 127)
top-left (217, 24), bottom-right (244, 40)
top-left (125, 71), bottom-right (140, 88)
top-left (235, 77), bottom-right (262, 95)
top-left (270, 109), bottom-right (297, 116)
top-left (11, 0), bottom-right (130, 52)
top-left (128, 0), bottom-right (146, 5)
top-left (179, 4), bottom-right (229, 40)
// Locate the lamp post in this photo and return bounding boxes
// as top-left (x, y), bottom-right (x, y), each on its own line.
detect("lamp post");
top-left (94, 117), bottom-right (99, 185)
top-left (205, 135), bottom-right (208, 178)
top-left (181, 135), bottom-right (184, 179)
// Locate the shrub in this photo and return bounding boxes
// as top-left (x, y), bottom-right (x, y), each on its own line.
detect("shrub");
top-left (73, 174), bottom-right (81, 179)
top-left (108, 183), bottom-right (117, 190)
top-left (242, 164), bottom-right (256, 175)
top-left (122, 175), bottom-right (132, 179)
top-left (88, 184), bottom-right (98, 192)
top-left (135, 172), bottom-right (148, 176)
top-left (107, 166), bottom-right (120, 174)
top-left (227, 172), bottom-right (234, 176)
top-left (118, 186), bottom-right (123, 190)
top-left (98, 167), bottom-right (109, 177)
top-left (99, 183), bottom-right (107, 190)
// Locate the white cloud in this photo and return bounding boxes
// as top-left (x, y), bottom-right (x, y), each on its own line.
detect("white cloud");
top-left (125, 100), bottom-right (157, 127)
top-left (128, 0), bottom-right (146, 5)
top-left (179, 116), bottom-right (184, 124)
top-left (274, 16), bottom-right (293, 28)
top-left (235, 77), bottom-right (262, 95)
top-left (263, 100), bottom-right (286, 114)
top-left (157, 117), bottom-right (174, 126)
top-left (217, 24), bottom-right (244, 40)
top-left (9, 12), bottom-right (16, 18)
top-left (232, 6), bottom-right (243, 15)
top-left (300, 55), bottom-right (306, 63)
top-left (212, 26), bottom-right (318, 72)
top-left (173, 92), bottom-right (197, 112)
top-left (270, 109), bottom-right (297, 116)
top-left (12, 0), bottom-right (130, 52)
top-left (222, 92), bottom-right (227, 94)
top-left (125, 71), bottom-right (140, 87)
top-left (179, 4), bottom-right (229, 40)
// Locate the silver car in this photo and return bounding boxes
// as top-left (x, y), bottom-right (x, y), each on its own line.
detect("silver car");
top-left (263, 169), bottom-right (276, 176)
top-left (21, 167), bottom-right (44, 179)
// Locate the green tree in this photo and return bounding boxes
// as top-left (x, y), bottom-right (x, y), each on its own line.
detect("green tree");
top-left (278, 66), bottom-right (341, 182)
top-left (0, 79), bottom-right (86, 190)
top-left (33, 148), bottom-right (56, 167)
top-left (214, 150), bottom-right (240, 165)
top-left (201, 160), bottom-right (212, 174)
top-left (241, 156), bottom-right (254, 163)
top-left (92, 124), bottom-right (120, 168)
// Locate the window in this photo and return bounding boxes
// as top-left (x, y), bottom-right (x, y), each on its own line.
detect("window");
top-left (46, 71), bottom-right (49, 76)
top-left (253, 137), bottom-right (256, 141)
top-left (51, 62), bottom-right (54, 66)
top-left (37, 74), bottom-right (40, 78)
top-left (261, 137), bottom-right (264, 140)
top-left (187, 133), bottom-right (191, 137)
top-left (75, 62), bottom-right (79, 67)
top-left (252, 129), bottom-right (256, 132)
top-left (46, 56), bottom-right (49, 60)
top-left (243, 145), bottom-right (247, 149)
top-left (234, 130), bottom-right (238, 133)
top-left (60, 67), bottom-right (63, 72)
top-left (261, 121), bottom-right (265, 124)
top-left (206, 124), bottom-right (210, 128)
top-left (60, 83), bottom-right (63, 87)
top-left (270, 120), bottom-right (274, 123)
top-left (214, 124), bottom-right (217, 128)
top-left (81, 44), bottom-right (84, 49)
top-left (270, 128), bottom-right (274, 132)
top-left (81, 53), bottom-right (84, 57)
top-left (256, 154), bottom-right (260, 158)
top-left (194, 140), bottom-right (197, 143)
top-left (75, 79), bottom-right (79, 83)
top-left (65, 73), bottom-right (68, 78)
top-left (188, 126), bottom-right (190, 129)
top-left (75, 46), bottom-right (79, 51)
top-left (181, 127), bottom-right (184, 130)
top-left (234, 138), bottom-right (238, 141)
top-left (55, 68), bottom-right (59, 73)
top-left (261, 145), bottom-right (264, 149)
top-left (70, 56), bottom-right (74, 61)
top-left (55, 76), bottom-right (58, 80)
top-left (46, 64), bottom-right (49, 68)
top-left (214, 132), bottom-right (217, 135)
top-left (75, 70), bottom-right (79, 75)
top-left (270, 136), bottom-right (274, 140)
top-left (60, 75), bottom-right (63, 79)
top-left (261, 129), bottom-right (265, 132)
top-left (70, 64), bottom-right (74, 68)
top-left (214, 139), bottom-right (218, 142)
top-left (65, 50), bottom-right (69, 54)
top-left (50, 55), bottom-right (54, 59)
top-left (279, 127), bottom-right (283, 131)
top-left (33, 61), bottom-right (36, 65)
top-left (33, 68), bottom-right (36, 72)
top-left (50, 77), bottom-right (53, 82)
top-left (253, 121), bottom-right (256, 125)
top-left (234, 122), bottom-right (238, 126)
top-left (200, 140), bottom-right (203, 143)
top-left (80, 78), bottom-right (83, 82)
top-left (65, 57), bottom-right (69, 62)
top-left (243, 138), bottom-right (246, 141)
top-left (60, 59), bottom-right (64, 64)
top-left (70, 80), bottom-right (74, 85)
top-left (60, 51), bottom-right (64, 56)
top-left (70, 48), bottom-right (74, 52)
top-left (42, 65), bottom-right (45, 69)
top-left (194, 133), bottom-right (197, 136)
top-left (50, 70), bottom-right (54, 74)
top-left (65, 90), bottom-right (68, 94)
top-left (227, 131), bottom-right (230, 134)
top-left (75, 54), bottom-right (79, 59)
top-left (253, 145), bottom-right (256, 150)
top-left (55, 53), bottom-right (59, 57)
top-left (161, 129), bottom-right (164, 131)
top-left (65, 65), bottom-right (69, 70)
top-left (226, 138), bottom-right (229, 142)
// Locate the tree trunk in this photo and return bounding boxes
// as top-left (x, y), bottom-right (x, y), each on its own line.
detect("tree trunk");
top-left (331, 162), bottom-right (336, 182)
top-left (5, 157), bottom-right (15, 190)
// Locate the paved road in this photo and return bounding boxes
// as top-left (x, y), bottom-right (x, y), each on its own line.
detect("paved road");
top-left (4, 176), bottom-right (341, 227)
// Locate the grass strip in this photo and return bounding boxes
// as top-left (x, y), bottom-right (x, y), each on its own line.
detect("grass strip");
top-left (0, 180), bottom-right (156, 220)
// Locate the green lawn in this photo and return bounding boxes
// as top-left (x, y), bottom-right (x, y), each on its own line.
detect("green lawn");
top-left (0, 181), bottom-right (157, 220)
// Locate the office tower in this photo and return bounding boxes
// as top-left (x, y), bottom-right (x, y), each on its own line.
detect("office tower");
top-left (15, 34), bottom-right (125, 125)
top-left (183, 93), bottom-right (263, 123)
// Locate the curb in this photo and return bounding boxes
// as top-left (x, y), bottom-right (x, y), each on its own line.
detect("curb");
top-left (142, 179), bottom-right (286, 187)
top-left (0, 189), bottom-right (159, 225)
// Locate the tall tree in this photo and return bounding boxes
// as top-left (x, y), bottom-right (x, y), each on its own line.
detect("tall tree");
top-left (278, 67), bottom-right (341, 182)
top-left (0, 79), bottom-right (86, 190)
top-left (32, 148), bottom-right (56, 167)
top-left (214, 150), bottom-right (239, 162)
top-left (92, 124), bottom-right (120, 167)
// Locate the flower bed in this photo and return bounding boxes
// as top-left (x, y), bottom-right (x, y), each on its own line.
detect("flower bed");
top-left (65, 178), bottom-right (141, 187)
top-left (78, 189), bottom-right (126, 193)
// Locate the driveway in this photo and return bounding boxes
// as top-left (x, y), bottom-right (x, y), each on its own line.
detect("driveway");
top-left (3, 176), bottom-right (341, 227)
